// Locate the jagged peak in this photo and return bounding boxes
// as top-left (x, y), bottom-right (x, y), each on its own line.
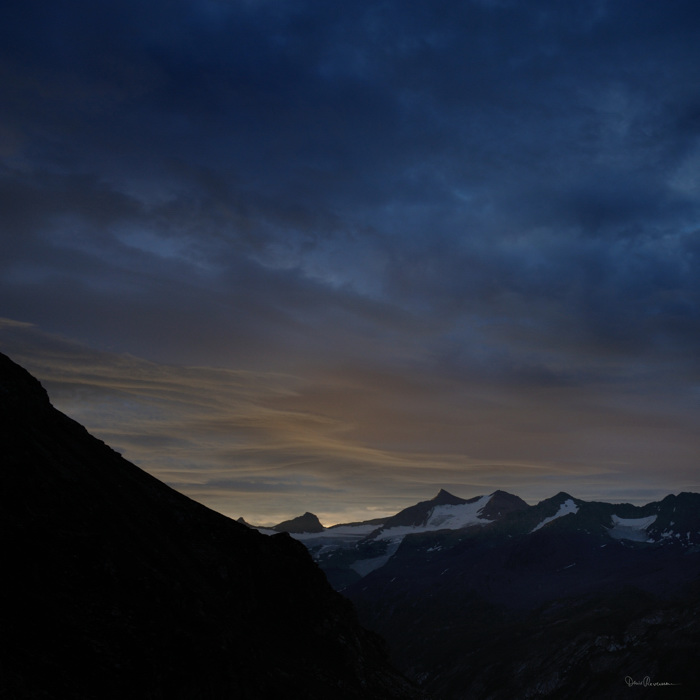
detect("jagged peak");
top-left (273, 511), bottom-right (325, 534)
top-left (554, 491), bottom-right (575, 500)
top-left (538, 491), bottom-right (576, 506)
top-left (489, 489), bottom-right (519, 499)
top-left (431, 489), bottom-right (468, 506)
top-left (479, 490), bottom-right (529, 520)
top-left (661, 492), bottom-right (700, 504)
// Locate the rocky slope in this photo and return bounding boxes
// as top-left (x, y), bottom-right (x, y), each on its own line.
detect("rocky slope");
top-left (0, 353), bottom-right (423, 700)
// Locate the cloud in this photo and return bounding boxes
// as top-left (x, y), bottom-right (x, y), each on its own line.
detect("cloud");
top-left (1, 2), bottom-right (699, 520)
top-left (2, 319), bottom-right (698, 525)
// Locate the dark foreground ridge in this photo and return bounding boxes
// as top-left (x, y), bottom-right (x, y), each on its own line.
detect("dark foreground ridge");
top-left (0, 353), bottom-right (424, 699)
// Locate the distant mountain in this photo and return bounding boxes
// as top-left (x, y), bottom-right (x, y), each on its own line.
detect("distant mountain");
top-left (278, 488), bottom-right (700, 590)
top-left (266, 487), bottom-right (700, 698)
top-left (273, 511), bottom-right (325, 533)
top-left (476, 488), bottom-right (529, 520)
top-left (379, 488), bottom-right (471, 528)
top-left (265, 489), bottom-right (531, 588)
top-left (0, 353), bottom-right (423, 700)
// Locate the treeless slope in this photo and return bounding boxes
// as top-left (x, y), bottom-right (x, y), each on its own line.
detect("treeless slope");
top-left (0, 353), bottom-right (423, 700)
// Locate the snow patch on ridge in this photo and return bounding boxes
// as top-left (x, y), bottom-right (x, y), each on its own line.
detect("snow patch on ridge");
top-left (608, 514), bottom-right (657, 542)
top-left (290, 523), bottom-right (379, 540)
top-left (427, 494), bottom-right (491, 529)
top-left (375, 494), bottom-right (491, 541)
top-left (350, 542), bottom-right (402, 577)
top-left (531, 499), bottom-right (579, 533)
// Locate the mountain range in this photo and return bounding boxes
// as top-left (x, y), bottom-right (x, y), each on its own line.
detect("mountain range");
top-left (256, 487), bottom-right (700, 698)
top-left (0, 352), bottom-right (422, 699)
top-left (5, 346), bottom-right (696, 699)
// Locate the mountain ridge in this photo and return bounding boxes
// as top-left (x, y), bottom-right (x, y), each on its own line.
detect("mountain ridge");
top-left (267, 488), bottom-right (698, 698)
top-left (0, 352), bottom-right (423, 699)
top-left (264, 488), bottom-right (700, 554)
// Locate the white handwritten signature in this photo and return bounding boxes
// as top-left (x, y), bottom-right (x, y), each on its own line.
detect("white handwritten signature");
top-left (625, 676), bottom-right (680, 688)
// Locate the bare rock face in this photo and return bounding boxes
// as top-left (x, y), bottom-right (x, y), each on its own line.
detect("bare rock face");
top-left (476, 489), bottom-right (529, 520)
top-left (0, 353), bottom-right (424, 700)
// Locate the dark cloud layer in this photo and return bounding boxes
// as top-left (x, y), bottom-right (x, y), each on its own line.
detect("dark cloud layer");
top-left (1, 1), bottom-right (699, 520)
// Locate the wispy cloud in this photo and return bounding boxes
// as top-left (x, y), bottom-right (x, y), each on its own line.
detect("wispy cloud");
top-left (2, 319), bottom-right (697, 523)
top-left (1, 1), bottom-right (699, 521)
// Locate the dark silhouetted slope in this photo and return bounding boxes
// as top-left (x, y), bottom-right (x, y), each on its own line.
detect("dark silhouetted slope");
top-left (0, 353), bottom-right (423, 700)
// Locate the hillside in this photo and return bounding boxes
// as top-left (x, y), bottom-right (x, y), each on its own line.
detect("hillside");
top-left (0, 353), bottom-right (423, 699)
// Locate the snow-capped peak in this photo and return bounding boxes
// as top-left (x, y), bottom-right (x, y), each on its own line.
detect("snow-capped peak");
top-left (530, 498), bottom-right (579, 533)
top-left (370, 494), bottom-right (492, 542)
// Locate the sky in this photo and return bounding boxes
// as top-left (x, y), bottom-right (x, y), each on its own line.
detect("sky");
top-left (1, 0), bottom-right (699, 525)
